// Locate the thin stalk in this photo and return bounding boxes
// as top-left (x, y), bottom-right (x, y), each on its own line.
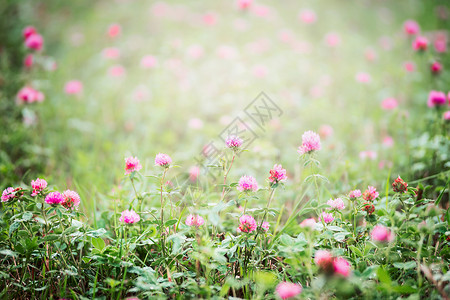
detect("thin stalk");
top-left (221, 153), bottom-right (236, 201)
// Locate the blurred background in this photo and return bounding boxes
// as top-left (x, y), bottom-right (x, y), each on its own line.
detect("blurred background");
top-left (1, 0), bottom-right (449, 213)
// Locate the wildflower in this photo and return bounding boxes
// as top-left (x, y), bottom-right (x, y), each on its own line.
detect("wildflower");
top-left (299, 9), bottom-right (316, 24)
top-left (404, 61), bottom-right (415, 72)
top-left (155, 153), bottom-right (172, 167)
top-left (226, 135), bottom-right (243, 150)
top-left (24, 54), bottom-right (33, 68)
top-left (362, 186), bottom-right (379, 201)
top-left (444, 111), bottom-right (450, 121)
top-left (327, 198), bottom-right (345, 210)
top-left (64, 80), bottom-right (83, 95)
top-left (431, 62), bottom-right (443, 74)
top-left (124, 156), bottom-right (142, 175)
top-left (297, 130), bottom-right (321, 155)
top-left (237, 215), bottom-right (257, 233)
top-left (427, 91), bottom-right (447, 107)
top-left (300, 218), bottom-right (316, 229)
top-left (392, 176), bottom-right (408, 193)
top-left (140, 55), bottom-right (157, 69)
top-left (102, 47), bottom-right (120, 59)
top-left (319, 212), bottom-right (334, 224)
top-left (108, 65), bottom-right (125, 77)
top-left (237, 175), bottom-right (258, 192)
top-left (261, 221), bottom-right (270, 232)
top-left (275, 282), bottom-right (302, 299)
top-left (333, 257), bottom-right (351, 277)
top-left (269, 164), bottom-right (287, 185)
top-left (348, 189), bottom-right (362, 200)
top-left (185, 214), bottom-right (205, 227)
top-left (45, 192), bottom-right (64, 205)
top-left (25, 33), bottom-right (43, 51)
top-left (119, 209), bottom-right (140, 224)
top-left (16, 86), bottom-right (44, 103)
top-left (381, 98), bottom-right (398, 110)
top-left (1, 187), bottom-right (16, 202)
top-left (319, 124), bottom-right (333, 139)
top-left (189, 166), bottom-right (200, 182)
top-left (23, 26), bottom-right (37, 39)
top-left (314, 250), bottom-right (333, 268)
top-left (237, 0), bottom-right (252, 10)
top-left (62, 190), bottom-right (81, 209)
top-left (31, 178), bottom-right (47, 196)
top-left (362, 202), bottom-right (375, 215)
top-left (403, 20), bottom-right (420, 35)
top-left (412, 36), bottom-right (428, 51)
top-left (355, 72), bottom-right (371, 83)
top-left (371, 225), bottom-right (394, 243)
top-left (108, 23), bottom-right (121, 38)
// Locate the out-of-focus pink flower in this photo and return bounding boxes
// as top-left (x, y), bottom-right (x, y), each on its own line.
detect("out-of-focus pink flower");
top-left (327, 198), bottom-right (345, 210)
top-left (371, 225), bottom-right (394, 243)
top-left (140, 55), bottom-right (157, 69)
top-left (25, 33), bottom-right (43, 51)
top-left (275, 282), bottom-right (302, 300)
top-left (226, 136), bottom-right (243, 150)
top-left (64, 80), bottom-right (83, 95)
top-left (381, 98), bottom-right (398, 110)
top-left (108, 65), bottom-right (125, 77)
top-left (189, 166), bottom-right (200, 182)
top-left (404, 61), bottom-right (415, 72)
top-left (237, 215), bottom-right (257, 233)
top-left (119, 209), bottom-right (140, 224)
top-left (45, 192), bottom-right (64, 205)
top-left (188, 118), bottom-right (203, 129)
top-left (403, 20), bottom-right (420, 35)
top-left (434, 35), bottom-right (447, 53)
top-left (102, 47), bottom-right (120, 59)
top-left (108, 23), bottom-right (121, 38)
top-left (362, 186), bottom-right (379, 201)
top-left (202, 12), bottom-right (218, 26)
top-left (319, 212), bottom-right (334, 224)
top-left (298, 130), bottom-right (321, 155)
top-left (348, 189), bottom-right (362, 200)
top-left (251, 4), bottom-right (271, 18)
top-left (365, 48), bottom-right (377, 62)
top-left (333, 257), bottom-right (351, 277)
top-left (236, 0), bottom-right (252, 10)
top-left (412, 36), bottom-right (428, 51)
top-left (16, 86), bottom-right (44, 104)
top-left (62, 190), bottom-right (81, 209)
top-left (187, 45), bottom-right (204, 59)
top-left (299, 9), bottom-right (316, 24)
top-left (252, 65), bottom-right (268, 78)
top-left (444, 111), bottom-right (450, 121)
top-left (31, 178), bottom-right (47, 196)
top-left (383, 136), bottom-right (394, 148)
top-left (356, 72), bottom-right (371, 83)
top-left (269, 164), bottom-right (287, 185)
top-left (325, 32), bottom-right (340, 47)
top-left (24, 54), bottom-right (33, 69)
top-left (427, 90), bottom-right (447, 107)
top-left (1, 187), bottom-right (16, 202)
top-left (314, 250), bottom-right (333, 267)
top-left (216, 45), bottom-right (238, 60)
top-left (237, 175), bottom-right (258, 192)
top-left (431, 62), bottom-right (443, 74)
top-left (319, 125), bottom-right (333, 139)
top-left (185, 214), bottom-right (204, 227)
top-left (155, 153), bottom-right (172, 167)
top-left (359, 151), bottom-right (377, 160)
top-left (23, 26), bottom-right (37, 39)
top-left (124, 156), bottom-right (142, 174)
top-left (261, 221), bottom-right (270, 232)
top-left (300, 218), bottom-right (316, 229)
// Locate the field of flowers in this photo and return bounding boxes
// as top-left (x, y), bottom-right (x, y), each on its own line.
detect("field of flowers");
top-left (1, 0), bottom-right (449, 299)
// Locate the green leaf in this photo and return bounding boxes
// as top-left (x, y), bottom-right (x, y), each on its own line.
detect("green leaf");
top-left (41, 234), bottom-right (59, 242)
top-left (435, 177), bottom-right (450, 206)
top-left (0, 249), bottom-right (18, 257)
top-left (349, 245), bottom-right (363, 257)
top-left (91, 237), bottom-right (106, 251)
top-left (164, 219), bottom-right (178, 227)
top-left (391, 285), bottom-right (417, 294)
top-left (22, 211), bottom-right (33, 221)
top-left (376, 266), bottom-right (391, 285)
top-left (393, 261), bottom-right (416, 270)
top-left (9, 222), bottom-right (20, 235)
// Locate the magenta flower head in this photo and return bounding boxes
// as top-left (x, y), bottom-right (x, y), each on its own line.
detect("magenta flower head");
top-left (155, 153), bottom-right (172, 167)
top-left (314, 250), bottom-right (333, 268)
top-left (403, 20), bottom-right (420, 35)
top-left (300, 218), bottom-right (316, 229)
top-left (362, 186), bottom-right (379, 201)
top-left (25, 33), bottom-right (44, 51)
top-left (371, 225), bottom-right (394, 243)
top-left (427, 91), bottom-right (447, 107)
top-left (327, 198), bottom-right (345, 210)
top-left (333, 257), bottom-right (351, 277)
top-left (226, 135), bottom-right (243, 150)
top-left (45, 192), bottom-right (64, 205)
top-left (444, 111), bottom-right (450, 121)
top-left (62, 190), bottom-right (81, 209)
top-left (275, 281), bottom-right (302, 299)
top-left (237, 175), bottom-right (258, 192)
top-left (31, 178), bottom-right (47, 196)
top-left (124, 156), bottom-right (142, 175)
top-left (348, 189), bottom-right (362, 200)
top-left (269, 164), bottom-right (287, 186)
top-left (237, 215), bottom-right (257, 233)
top-left (431, 62), bottom-right (443, 74)
top-left (412, 36), bottom-right (428, 51)
top-left (392, 176), bottom-right (408, 193)
top-left (185, 214), bottom-right (205, 227)
top-left (119, 209), bottom-right (140, 224)
top-left (261, 221), bottom-right (270, 232)
top-left (319, 212), bottom-right (334, 224)
top-left (23, 26), bottom-right (37, 39)
top-left (1, 187), bottom-right (16, 202)
top-left (298, 130), bottom-right (321, 155)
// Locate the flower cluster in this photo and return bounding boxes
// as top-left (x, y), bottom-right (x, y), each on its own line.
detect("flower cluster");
top-left (225, 135), bottom-right (243, 150)
top-left (16, 86), bottom-right (45, 104)
top-left (392, 176), bottom-right (408, 193)
top-left (314, 250), bottom-right (351, 277)
top-left (268, 164), bottom-right (287, 186)
top-left (275, 282), bottom-right (302, 299)
top-left (2, 187), bottom-right (17, 202)
top-left (371, 225), bottom-right (395, 243)
top-left (237, 175), bottom-right (258, 192)
top-left (119, 209), bottom-right (140, 224)
top-left (185, 214), bottom-right (205, 227)
top-left (362, 186), bottom-right (379, 201)
top-left (297, 130), bottom-right (321, 155)
top-left (319, 212), bottom-right (334, 224)
top-left (23, 26), bottom-right (44, 51)
top-left (155, 153), bottom-right (172, 167)
top-left (237, 215), bottom-right (257, 233)
top-left (427, 90), bottom-right (447, 107)
top-left (62, 190), bottom-right (81, 209)
top-left (125, 156), bottom-right (143, 174)
top-left (31, 178), bottom-right (47, 196)
top-left (45, 192), bottom-right (65, 205)
top-left (348, 189), bottom-right (362, 200)
top-left (327, 198), bottom-right (345, 210)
